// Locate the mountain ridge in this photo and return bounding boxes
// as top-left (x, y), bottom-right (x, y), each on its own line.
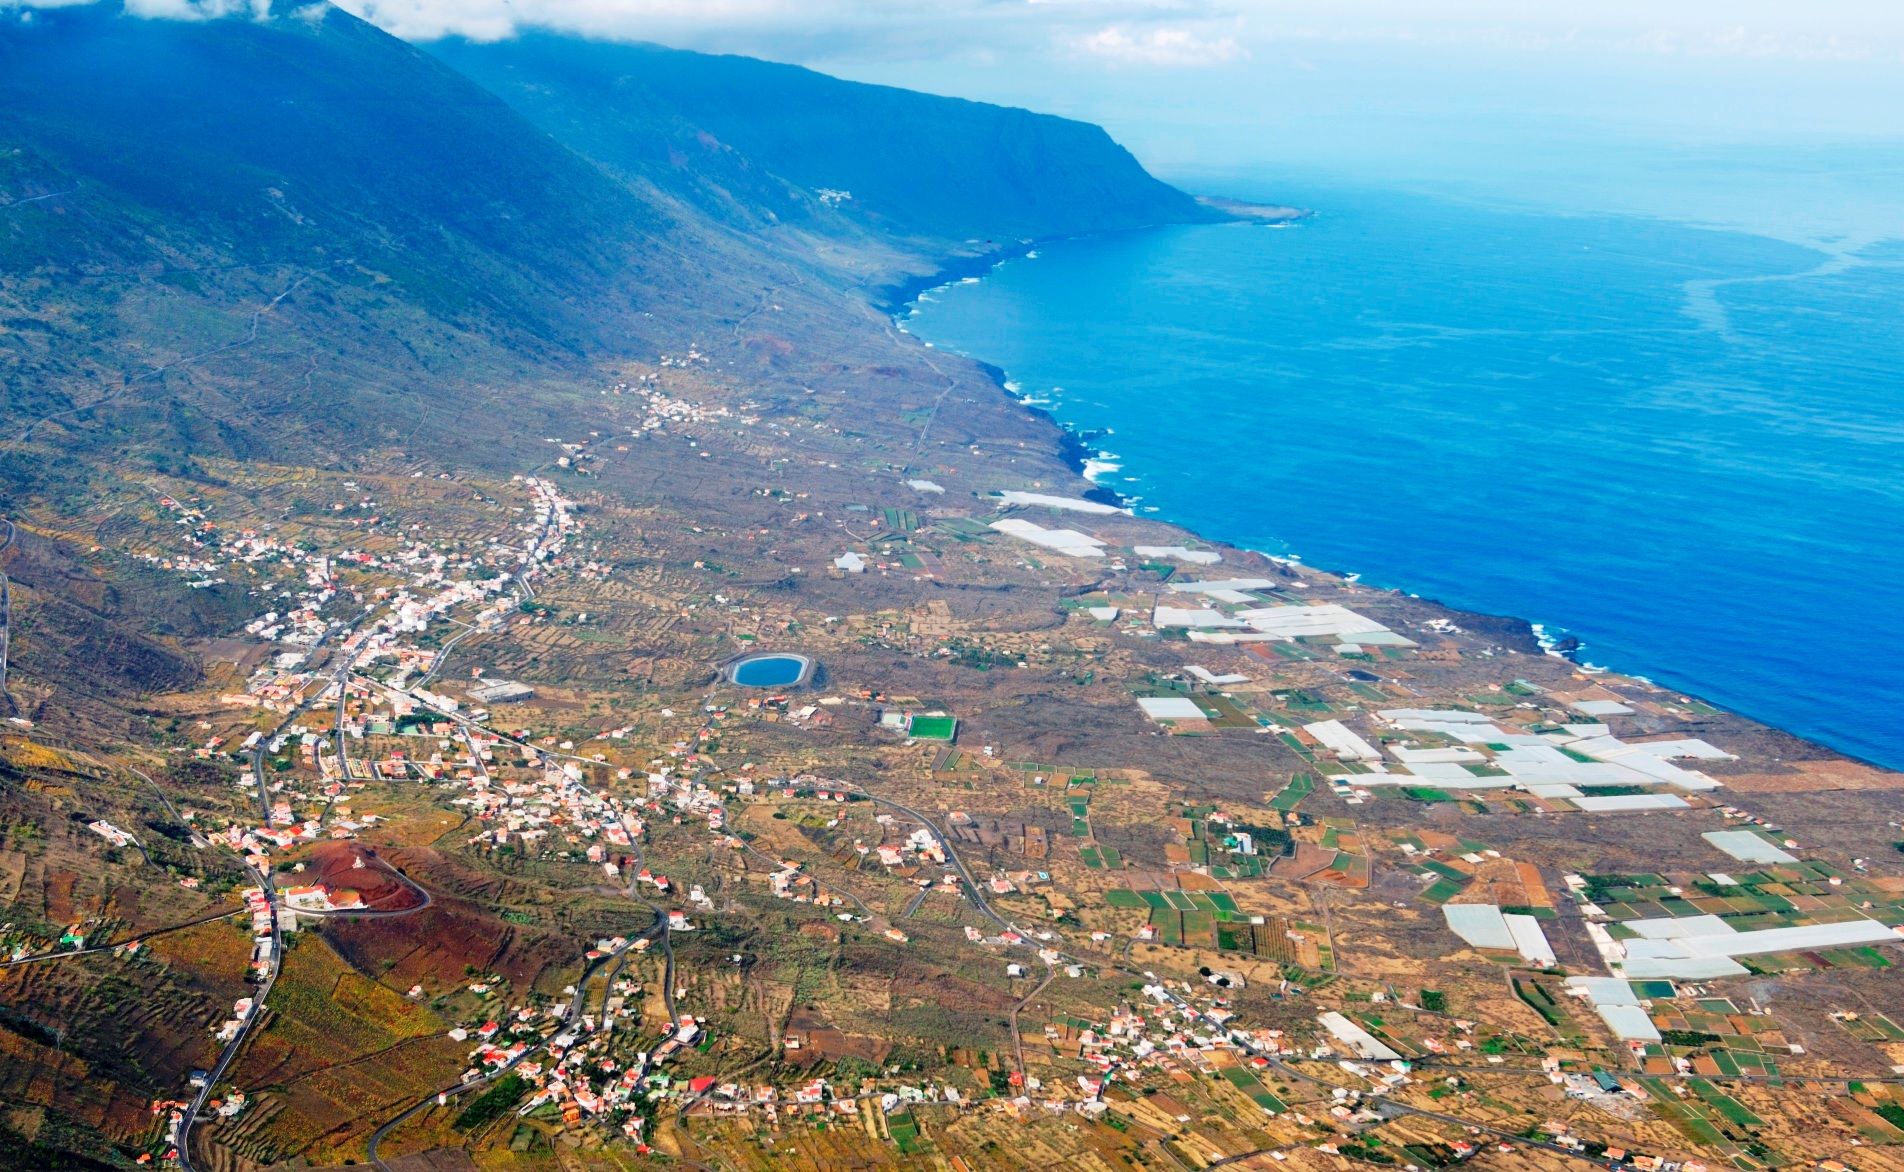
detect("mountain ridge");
top-left (425, 33), bottom-right (1228, 248)
top-left (0, 0), bottom-right (1224, 738)
top-left (0, 2), bottom-right (1221, 476)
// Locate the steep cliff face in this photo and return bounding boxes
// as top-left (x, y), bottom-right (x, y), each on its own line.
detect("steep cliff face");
top-left (427, 34), bottom-right (1224, 246)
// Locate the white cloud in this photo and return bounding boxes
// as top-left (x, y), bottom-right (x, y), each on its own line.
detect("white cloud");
top-left (19, 0), bottom-right (1904, 67)
top-left (121, 0), bottom-right (269, 18)
top-left (1071, 23), bottom-right (1245, 67)
top-left (331, 0), bottom-right (805, 42)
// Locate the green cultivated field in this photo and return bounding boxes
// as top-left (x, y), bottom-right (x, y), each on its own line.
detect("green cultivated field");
top-left (907, 716), bottom-right (958, 741)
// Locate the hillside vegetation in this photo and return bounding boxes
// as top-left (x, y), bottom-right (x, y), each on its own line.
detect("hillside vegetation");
top-left (430, 34), bottom-right (1223, 245)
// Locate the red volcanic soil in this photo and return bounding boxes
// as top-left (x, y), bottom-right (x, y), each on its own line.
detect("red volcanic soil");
top-left (318, 846), bottom-right (597, 991)
top-left (322, 888), bottom-right (585, 992)
top-left (302, 841), bottom-right (423, 911)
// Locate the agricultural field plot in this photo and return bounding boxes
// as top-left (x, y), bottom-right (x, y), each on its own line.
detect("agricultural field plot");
top-left (232, 933), bottom-right (448, 1084)
top-left (1833, 1010), bottom-right (1904, 1044)
top-left (1101, 886), bottom-right (1327, 965)
top-left (1077, 844), bottom-right (1123, 869)
top-left (1577, 867), bottom-right (1904, 929)
top-left (1577, 867), bottom-right (1904, 974)
top-left (1826, 1083), bottom-right (1904, 1144)
top-left (1634, 994), bottom-right (1794, 1079)
top-left (1391, 832), bottom-right (1553, 914)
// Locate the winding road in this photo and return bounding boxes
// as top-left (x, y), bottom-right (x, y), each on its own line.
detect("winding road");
top-left (10, 273), bottom-right (312, 449)
top-left (0, 516), bottom-right (13, 702)
top-left (324, 677), bottom-right (1682, 1171)
top-left (820, 784), bottom-right (1057, 1076)
top-left (176, 626), bottom-right (377, 1172)
top-left (806, 781), bottom-right (1661, 1171)
top-left (363, 918), bottom-right (664, 1172)
top-left (0, 907), bottom-right (247, 969)
top-left (364, 793), bottom-right (671, 1169)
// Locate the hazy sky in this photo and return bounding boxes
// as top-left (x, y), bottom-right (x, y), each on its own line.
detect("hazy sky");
top-left (92, 0), bottom-right (1904, 241)
top-left (331, 0), bottom-right (1904, 78)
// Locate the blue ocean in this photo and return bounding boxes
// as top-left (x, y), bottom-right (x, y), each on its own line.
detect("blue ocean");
top-left (903, 184), bottom-right (1904, 770)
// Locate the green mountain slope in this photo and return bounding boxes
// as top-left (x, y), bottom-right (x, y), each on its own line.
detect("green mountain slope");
top-left (0, 0), bottom-right (1220, 718)
top-left (0, 0), bottom-right (761, 463)
top-left (427, 34), bottom-right (1224, 245)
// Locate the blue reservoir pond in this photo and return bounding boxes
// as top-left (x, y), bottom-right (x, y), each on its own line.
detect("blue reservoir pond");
top-left (731, 654), bottom-right (811, 688)
top-left (904, 186), bottom-right (1904, 769)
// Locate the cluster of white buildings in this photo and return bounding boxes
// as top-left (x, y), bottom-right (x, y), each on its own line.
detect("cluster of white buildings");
top-left (452, 760), bottom-right (638, 879)
top-left (164, 470), bottom-right (580, 682)
top-left (452, 971), bottom-right (703, 1143)
top-left (510, 476), bottom-right (578, 582)
top-left (216, 795), bottom-right (377, 864)
top-left (628, 382), bottom-right (740, 432)
top-left (132, 489), bottom-right (358, 632)
top-left (225, 651), bottom-right (321, 715)
top-left (867, 821), bottom-right (944, 868)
